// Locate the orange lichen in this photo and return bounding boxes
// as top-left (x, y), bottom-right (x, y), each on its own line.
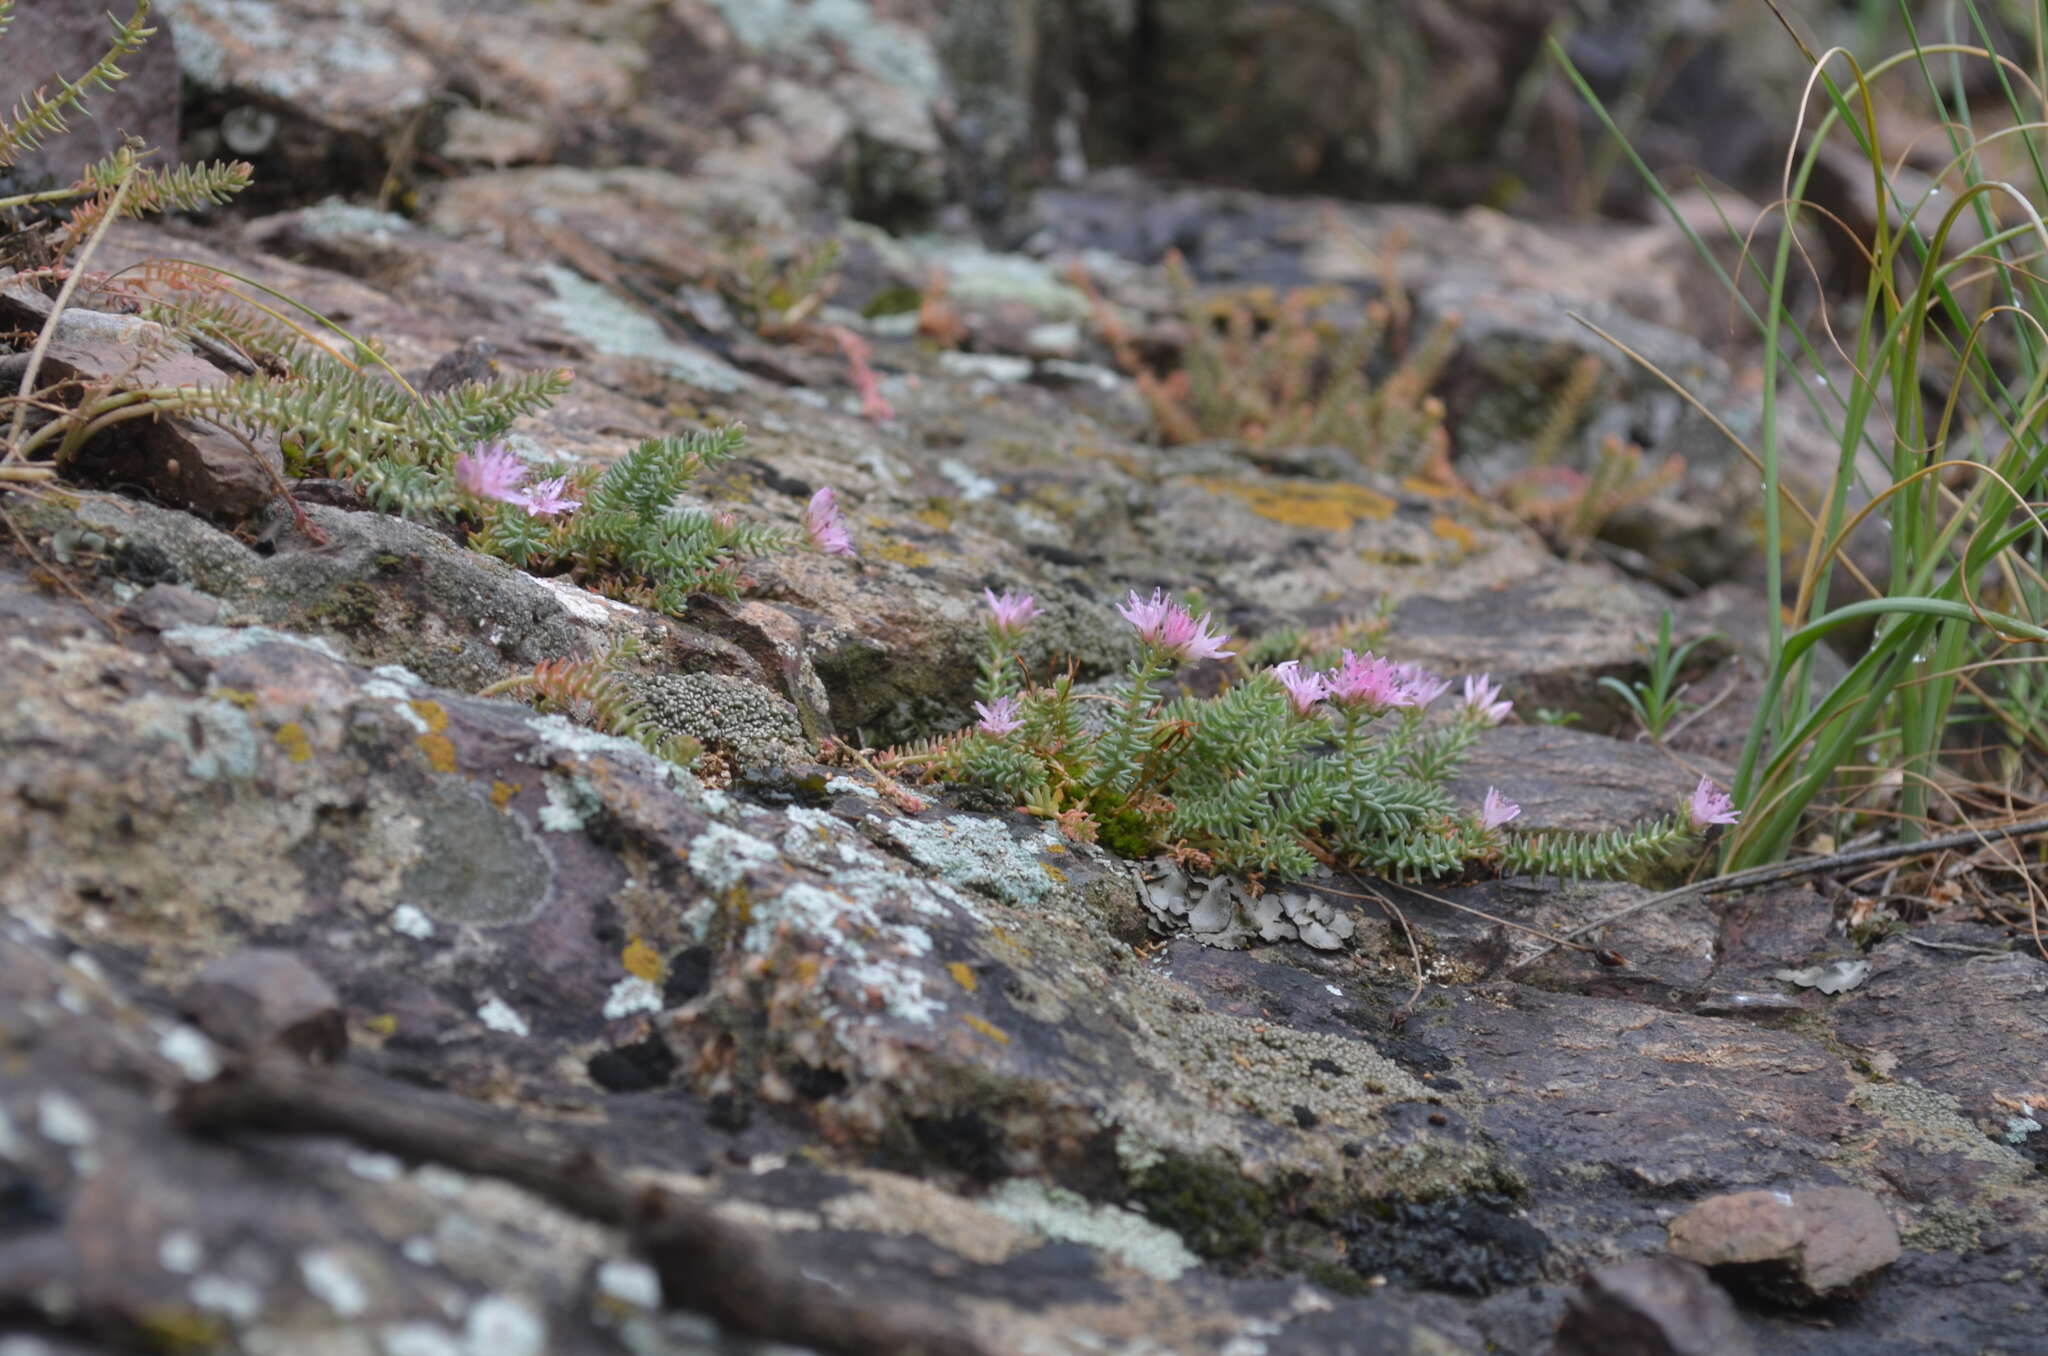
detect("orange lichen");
top-left (1429, 514), bottom-right (1477, 555)
top-left (623, 937), bottom-right (665, 985)
top-left (868, 536), bottom-right (933, 569)
top-left (961, 1014), bottom-right (1010, 1045)
top-left (490, 778), bottom-right (519, 809)
top-left (416, 733), bottom-right (457, 773)
top-left (947, 961), bottom-right (978, 993)
top-left (1191, 477), bottom-right (1394, 532)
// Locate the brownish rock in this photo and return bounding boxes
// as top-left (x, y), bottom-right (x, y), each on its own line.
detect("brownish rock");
top-left (181, 949), bottom-right (347, 1064)
top-left (2, 279), bottom-right (282, 519)
top-left (1551, 1255), bottom-right (1755, 1356)
top-left (1667, 1187), bottom-right (1902, 1304)
top-left (0, 0), bottom-right (182, 195)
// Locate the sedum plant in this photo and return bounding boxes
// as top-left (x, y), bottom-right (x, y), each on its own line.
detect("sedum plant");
top-left (460, 430), bottom-right (851, 614)
top-left (0, 1), bottom-right (853, 622)
top-left (1078, 250), bottom-right (1459, 480)
top-left (0, 0), bottom-right (251, 248)
top-left (913, 587), bottom-right (1738, 883)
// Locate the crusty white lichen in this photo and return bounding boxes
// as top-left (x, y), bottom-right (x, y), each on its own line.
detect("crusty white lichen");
top-left (687, 821), bottom-right (781, 892)
top-left (880, 814), bottom-right (1065, 908)
top-left (985, 1179), bottom-right (1198, 1281)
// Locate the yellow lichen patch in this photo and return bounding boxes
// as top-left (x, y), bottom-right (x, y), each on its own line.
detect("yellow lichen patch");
top-left (416, 733), bottom-right (458, 773)
top-left (273, 722), bottom-right (313, 763)
top-left (1072, 442), bottom-right (1145, 477)
top-left (408, 699), bottom-right (449, 733)
top-left (869, 536), bottom-right (933, 569)
top-left (1040, 862), bottom-right (1067, 883)
top-left (1429, 514), bottom-right (1477, 555)
top-left (212, 687), bottom-right (259, 709)
top-left (948, 961), bottom-right (978, 993)
top-left (1401, 475), bottom-right (1454, 499)
top-left (362, 1013), bottom-right (399, 1038)
top-left (913, 504), bottom-right (955, 532)
top-left (490, 778), bottom-right (520, 809)
top-left (1191, 477), bottom-right (1394, 531)
top-left (623, 936), bottom-right (665, 985)
top-left (961, 1014), bottom-right (1011, 1045)
top-left (987, 926), bottom-right (1029, 956)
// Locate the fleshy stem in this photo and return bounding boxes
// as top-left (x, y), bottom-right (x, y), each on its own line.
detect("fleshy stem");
top-left (1096, 647), bottom-right (1169, 796)
top-left (976, 626), bottom-right (1022, 703)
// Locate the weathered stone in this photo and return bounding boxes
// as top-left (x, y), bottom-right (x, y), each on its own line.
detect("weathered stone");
top-left (181, 948), bottom-right (347, 1063)
top-left (1062, 0), bottom-right (1560, 205)
top-left (1551, 1255), bottom-right (1756, 1356)
top-left (1, 276), bottom-right (282, 519)
top-left (1667, 1187), bottom-right (1902, 1304)
top-left (119, 581), bottom-right (224, 631)
top-left (1832, 933), bottom-right (2048, 1165)
top-left (0, 0), bottom-right (182, 196)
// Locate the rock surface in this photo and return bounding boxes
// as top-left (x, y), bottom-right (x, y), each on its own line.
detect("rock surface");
top-left (1551, 1255), bottom-right (1756, 1356)
top-left (5, 4), bottom-right (2048, 1354)
top-left (1667, 1187), bottom-right (1904, 1305)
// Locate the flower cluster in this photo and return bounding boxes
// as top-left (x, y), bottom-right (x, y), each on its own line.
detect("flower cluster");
top-left (1116, 589), bottom-right (1234, 663)
top-left (804, 486), bottom-right (856, 558)
top-left (941, 581), bottom-right (1740, 884)
top-left (460, 425), bottom-right (856, 619)
top-left (454, 441), bottom-right (583, 518)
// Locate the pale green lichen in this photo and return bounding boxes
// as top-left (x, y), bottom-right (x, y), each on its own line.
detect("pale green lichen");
top-left (289, 197), bottom-right (412, 240)
top-left (880, 814), bottom-right (1065, 908)
top-left (519, 713), bottom-right (681, 784)
top-left (780, 806), bottom-right (891, 872)
top-left (163, 623), bottom-right (347, 664)
top-left (541, 266), bottom-right (750, 393)
top-left (476, 994), bottom-right (530, 1037)
top-left (403, 780), bottom-right (554, 925)
top-left (750, 881), bottom-right (940, 1022)
top-left (687, 822), bottom-right (781, 892)
top-left (708, 0), bottom-right (943, 96)
top-left (141, 700), bottom-right (260, 781)
top-left (539, 774), bottom-right (601, 833)
top-left (985, 1180), bottom-right (1198, 1281)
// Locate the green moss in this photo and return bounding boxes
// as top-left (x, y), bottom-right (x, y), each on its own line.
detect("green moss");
top-left (1094, 807), bottom-right (1156, 860)
top-left (1289, 1254), bottom-right (1380, 1299)
top-left (299, 580), bottom-right (384, 632)
top-left (1130, 1155), bottom-right (1272, 1265)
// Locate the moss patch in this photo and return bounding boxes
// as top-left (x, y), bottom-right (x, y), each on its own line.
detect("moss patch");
top-left (1129, 1156), bottom-right (1272, 1265)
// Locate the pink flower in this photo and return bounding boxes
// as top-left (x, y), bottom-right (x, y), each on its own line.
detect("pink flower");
top-left (1480, 787), bottom-right (1521, 830)
top-left (1394, 661), bottom-right (1451, 709)
top-left (1268, 660), bottom-right (1328, 716)
top-left (804, 486), bottom-right (856, 557)
top-left (453, 440), bottom-right (528, 505)
top-left (1116, 588), bottom-right (1233, 663)
top-left (1328, 650), bottom-right (1418, 711)
top-left (1688, 776), bottom-right (1739, 829)
top-left (511, 475), bottom-right (582, 518)
top-left (983, 587), bottom-right (1041, 634)
top-left (1461, 673), bottom-right (1512, 726)
top-left (974, 695), bottom-right (1024, 736)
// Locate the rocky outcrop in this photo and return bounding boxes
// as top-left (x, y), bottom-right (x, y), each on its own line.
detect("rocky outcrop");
top-left (6, 5), bottom-right (2048, 1353)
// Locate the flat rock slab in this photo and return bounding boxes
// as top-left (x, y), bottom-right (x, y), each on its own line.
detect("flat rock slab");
top-left (1667, 1187), bottom-right (1902, 1304)
top-left (1832, 932), bottom-right (2048, 1166)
